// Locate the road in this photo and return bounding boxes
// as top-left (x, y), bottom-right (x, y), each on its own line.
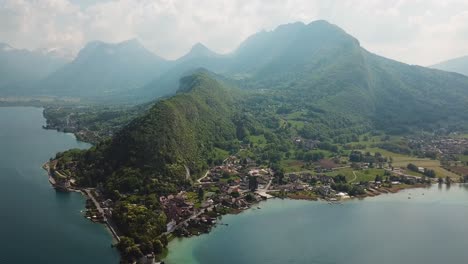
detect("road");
top-left (83, 189), bottom-right (105, 215)
top-left (350, 171), bottom-right (358, 183)
top-left (184, 165), bottom-right (191, 180)
top-left (196, 170), bottom-right (210, 184)
top-left (161, 205), bottom-right (214, 237)
top-left (285, 166), bottom-right (351, 175)
top-left (384, 168), bottom-right (421, 179)
top-left (83, 188), bottom-right (121, 242)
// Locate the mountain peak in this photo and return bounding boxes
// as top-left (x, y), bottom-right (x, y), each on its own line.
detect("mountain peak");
top-left (191, 42), bottom-right (210, 52)
top-left (177, 42), bottom-right (218, 62)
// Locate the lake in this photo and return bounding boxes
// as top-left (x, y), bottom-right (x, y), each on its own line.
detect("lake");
top-left (165, 184), bottom-right (468, 264)
top-left (4, 106), bottom-right (468, 264)
top-left (0, 107), bottom-right (119, 264)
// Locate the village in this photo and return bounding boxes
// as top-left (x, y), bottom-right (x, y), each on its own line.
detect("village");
top-left (151, 152), bottom-right (434, 239)
top-left (43, 145), bottom-right (440, 256)
top-left (407, 135), bottom-right (468, 159)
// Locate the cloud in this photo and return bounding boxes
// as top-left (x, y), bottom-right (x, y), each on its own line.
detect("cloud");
top-left (1, 0), bottom-right (468, 65)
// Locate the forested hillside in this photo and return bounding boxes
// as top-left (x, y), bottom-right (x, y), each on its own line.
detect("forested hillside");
top-left (138, 21), bottom-right (468, 134)
top-left (70, 73), bottom-right (239, 193)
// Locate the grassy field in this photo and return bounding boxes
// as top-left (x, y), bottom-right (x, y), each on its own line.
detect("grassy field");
top-left (325, 167), bottom-right (385, 183)
top-left (280, 159), bottom-right (306, 173)
top-left (248, 135), bottom-right (267, 147)
top-left (360, 147), bottom-right (459, 179)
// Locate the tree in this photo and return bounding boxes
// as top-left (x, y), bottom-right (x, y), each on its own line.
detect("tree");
top-left (140, 239), bottom-right (154, 255)
top-left (349, 151), bottom-right (363, 162)
top-left (374, 175), bottom-right (383, 182)
top-left (423, 168), bottom-right (436, 178)
top-left (249, 176), bottom-right (258, 191)
top-left (334, 174), bottom-right (347, 183)
top-left (152, 239), bottom-right (164, 254)
top-left (407, 163), bottom-right (419, 172)
top-left (445, 176), bottom-right (451, 186)
top-left (117, 236), bottom-right (143, 262)
top-left (197, 187), bottom-right (205, 202)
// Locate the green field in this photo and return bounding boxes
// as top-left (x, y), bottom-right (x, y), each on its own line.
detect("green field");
top-left (248, 135), bottom-right (267, 147)
top-left (360, 147), bottom-right (458, 179)
top-left (280, 159), bottom-right (306, 173)
top-left (325, 167), bottom-right (385, 183)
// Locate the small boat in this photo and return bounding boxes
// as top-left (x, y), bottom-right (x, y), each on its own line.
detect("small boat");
top-left (257, 207), bottom-right (261, 209)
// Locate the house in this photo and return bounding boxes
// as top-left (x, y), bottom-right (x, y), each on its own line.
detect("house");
top-left (317, 186), bottom-right (334, 197)
top-left (166, 219), bottom-right (177, 232)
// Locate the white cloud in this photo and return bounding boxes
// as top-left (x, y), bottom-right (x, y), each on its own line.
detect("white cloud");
top-left (1, 0), bottom-right (468, 65)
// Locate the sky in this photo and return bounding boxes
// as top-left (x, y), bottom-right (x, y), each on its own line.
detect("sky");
top-left (1, 0), bottom-right (468, 65)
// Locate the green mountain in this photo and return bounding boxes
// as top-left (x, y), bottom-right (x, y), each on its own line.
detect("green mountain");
top-left (51, 20), bottom-right (468, 262)
top-left (137, 43), bottom-right (228, 100)
top-left (37, 39), bottom-right (171, 98)
top-left (432, 55), bottom-right (468, 76)
top-left (138, 21), bottom-right (468, 134)
top-left (71, 72), bottom-right (238, 192)
top-left (0, 43), bottom-right (67, 95)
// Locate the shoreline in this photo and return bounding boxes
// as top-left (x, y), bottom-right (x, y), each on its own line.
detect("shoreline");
top-left (42, 156), bottom-right (436, 263)
top-left (42, 161), bottom-right (121, 244)
top-left (167, 182), bottom-right (430, 240)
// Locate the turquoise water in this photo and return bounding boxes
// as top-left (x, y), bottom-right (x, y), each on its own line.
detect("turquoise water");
top-left (0, 107), bottom-right (119, 263)
top-left (166, 184), bottom-right (468, 264)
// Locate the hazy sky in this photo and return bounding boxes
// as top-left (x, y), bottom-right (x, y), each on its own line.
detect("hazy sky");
top-left (1, 0), bottom-right (468, 65)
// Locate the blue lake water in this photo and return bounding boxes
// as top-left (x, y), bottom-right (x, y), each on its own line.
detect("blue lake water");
top-left (165, 184), bottom-right (468, 264)
top-left (0, 107), bottom-right (119, 264)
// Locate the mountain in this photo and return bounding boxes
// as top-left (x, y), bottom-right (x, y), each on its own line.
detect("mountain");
top-left (53, 21), bottom-right (468, 261)
top-left (177, 42), bottom-right (220, 62)
top-left (71, 72), bottom-right (238, 190)
top-left (431, 55), bottom-right (468, 76)
top-left (38, 39), bottom-right (171, 98)
top-left (0, 43), bottom-right (68, 95)
top-left (137, 43), bottom-right (228, 100)
top-left (142, 20), bottom-right (468, 132)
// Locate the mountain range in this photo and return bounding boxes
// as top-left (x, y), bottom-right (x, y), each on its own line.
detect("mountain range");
top-left (45, 20), bottom-right (468, 261)
top-left (0, 43), bottom-right (67, 95)
top-left (37, 39), bottom-right (171, 98)
top-left (3, 20), bottom-right (468, 111)
top-left (65, 20), bottom-right (468, 191)
top-left (432, 55), bottom-right (468, 76)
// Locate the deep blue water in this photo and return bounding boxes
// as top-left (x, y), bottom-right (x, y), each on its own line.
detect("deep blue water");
top-left (166, 184), bottom-right (468, 264)
top-left (0, 107), bottom-right (119, 263)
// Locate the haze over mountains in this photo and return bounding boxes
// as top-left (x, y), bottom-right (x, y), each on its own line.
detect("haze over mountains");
top-left (60, 21), bottom-right (468, 187)
top-left (0, 43), bottom-right (67, 95)
top-left (38, 39), bottom-right (171, 98)
top-left (432, 55), bottom-right (468, 76)
top-left (1, 19), bottom-right (468, 126)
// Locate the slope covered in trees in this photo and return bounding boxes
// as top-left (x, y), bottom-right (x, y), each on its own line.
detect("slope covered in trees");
top-left (137, 21), bottom-right (468, 134)
top-left (71, 72), bottom-right (239, 193)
